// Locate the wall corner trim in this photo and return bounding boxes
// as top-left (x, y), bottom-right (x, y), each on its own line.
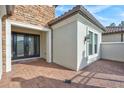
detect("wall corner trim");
top-left (6, 19), bottom-right (11, 72)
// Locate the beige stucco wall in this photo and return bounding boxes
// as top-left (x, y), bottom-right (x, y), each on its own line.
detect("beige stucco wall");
top-left (102, 33), bottom-right (121, 42)
top-left (52, 14), bottom-right (103, 71)
top-left (77, 14), bottom-right (102, 70)
top-left (52, 20), bottom-right (77, 70)
top-left (101, 42), bottom-right (124, 62)
top-left (11, 26), bottom-right (47, 59)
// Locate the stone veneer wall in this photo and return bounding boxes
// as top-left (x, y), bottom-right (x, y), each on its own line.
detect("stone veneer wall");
top-left (2, 16), bottom-right (6, 72)
top-left (9, 5), bottom-right (55, 27)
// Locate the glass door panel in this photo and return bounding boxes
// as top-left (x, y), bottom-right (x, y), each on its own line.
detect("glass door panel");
top-left (35, 36), bottom-right (40, 56)
top-left (28, 36), bottom-right (35, 56)
top-left (12, 33), bottom-right (40, 59)
top-left (16, 34), bottom-right (24, 57)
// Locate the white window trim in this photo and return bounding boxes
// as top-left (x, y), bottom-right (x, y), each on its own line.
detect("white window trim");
top-left (94, 33), bottom-right (98, 54)
top-left (88, 30), bottom-right (99, 58)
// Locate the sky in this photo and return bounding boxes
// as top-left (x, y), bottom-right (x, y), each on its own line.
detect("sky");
top-left (55, 5), bottom-right (124, 26)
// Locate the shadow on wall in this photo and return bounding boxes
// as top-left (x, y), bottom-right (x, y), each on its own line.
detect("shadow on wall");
top-left (78, 43), bottom-right (101, 71)
top-left (78, 51), bottom-right (88, 70)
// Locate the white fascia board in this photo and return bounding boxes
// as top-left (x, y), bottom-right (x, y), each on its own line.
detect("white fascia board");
top-left (10, 20), bottom-right (51, 32)
top-left (51, 14), bottom-right (79, 29)
top-left (77, 14), bottom-right (104, 33)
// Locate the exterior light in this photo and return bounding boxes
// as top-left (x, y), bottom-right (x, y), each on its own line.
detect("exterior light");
top-left (85, 34), bottom-right (90, 42)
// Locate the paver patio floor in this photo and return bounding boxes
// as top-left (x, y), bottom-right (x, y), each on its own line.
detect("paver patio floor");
top-left (0, 59), bottom-right (124, 88)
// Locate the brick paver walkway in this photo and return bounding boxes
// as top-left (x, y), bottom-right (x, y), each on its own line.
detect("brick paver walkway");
top-left (0, 59), bottom-right (124, 88)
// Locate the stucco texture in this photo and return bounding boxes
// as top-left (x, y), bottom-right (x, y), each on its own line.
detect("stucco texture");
top-left (52, 14), bottom-right (103, 71)
top-left (102, 33), bottom-right (122, 42)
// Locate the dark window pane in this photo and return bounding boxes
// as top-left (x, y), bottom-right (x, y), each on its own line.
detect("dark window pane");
top-left (35, 36), bottom-right (40, 55)
top-left (94, 34), bottom-right (98, 53)
top-left (89, 31), bottom-right (93, 55)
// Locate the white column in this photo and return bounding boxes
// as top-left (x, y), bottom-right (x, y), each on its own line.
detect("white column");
top-left (0, 18), bottom-right (2, 79)
top-left (6, 19), bottom-right (11, 72)
top-left (46, 30), bottom-right (52, 63)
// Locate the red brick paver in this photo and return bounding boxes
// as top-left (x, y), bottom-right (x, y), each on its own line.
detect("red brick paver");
top-left (0, 59), bottom-right (124, 88)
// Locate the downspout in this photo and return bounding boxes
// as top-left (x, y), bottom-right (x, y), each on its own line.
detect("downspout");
top-left (48, 5), bottom-right (56, 63)
top-left (50, 26), bottom-right (53, 62)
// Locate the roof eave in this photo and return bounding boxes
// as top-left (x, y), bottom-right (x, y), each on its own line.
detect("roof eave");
top-left (48, 6), bottom-right (106, 31)
top-left (78, 9), bottom-right (106, 31)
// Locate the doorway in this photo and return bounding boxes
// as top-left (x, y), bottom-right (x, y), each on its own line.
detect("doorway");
top-left (12, 32), bottom-right (40, 59)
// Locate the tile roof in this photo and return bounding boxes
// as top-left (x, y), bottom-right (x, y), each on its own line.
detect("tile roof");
top-left (103, 26), bottom-right (124, 34)
top-left (48, 5), bottom-right (106, 31)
